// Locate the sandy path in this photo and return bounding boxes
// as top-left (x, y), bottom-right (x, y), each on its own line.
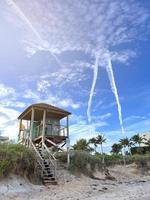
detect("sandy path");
top-left (1, 177), bottom-right (150, 200)
top-left (1, 165), bottom-right (150, 200)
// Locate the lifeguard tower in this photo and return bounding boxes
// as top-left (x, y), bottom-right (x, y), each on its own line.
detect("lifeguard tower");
top-left (18, 103), bottom-right (71, 184)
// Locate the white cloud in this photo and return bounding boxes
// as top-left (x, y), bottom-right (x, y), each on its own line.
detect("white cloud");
top-left (92, 113), bottom-right (112, 121)
top-left (124, 115), bottom-right (147, 123)
top-left (111, 50), bottom-right (136, 64)
top-left (40, 63), bottom-right (88, 89)
top-left (0, 0), bottom-right (149, 141)
top-left (101, 101), bottom-right (116, 110)
top-left (23, 89), bottom-right (40, 100)
top-left (0, 100), bottom-right (26, 108)
top-left (59, 99), bottom-right (80, 109)
top-left (70, 112), bottom-right (111, 144)
top-left (0, 106), bottom-right (19, 140)
top-left (93, 100), bottom-right (103, 111)
top-left (23, 89), bottom-right (81, 110)
top-left (125, 118), bottom-right (150, 133)
top-left (0, 84), bottom-right (24, 110)
top-left (37, 80), bottom-right (50, 93)
top-left (69, 113), bottom-right (150, 149)
top-left (70, 114), bottom-right (86, 123)
top-left (0, 83), bottom-right (15, 97)
top-left (45, 95), bottom-right (81, 110)
top-left (70, 122), bottom-right (108, 145)
top-left (2, 1), bottom-right (149, 120)
top-left (4, 0), bottom-right (149, 56)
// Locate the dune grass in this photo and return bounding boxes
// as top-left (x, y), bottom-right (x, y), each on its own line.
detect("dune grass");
top-left (1, 144), bottom-right (150, 181)
top-left (0, 144), bottom-right (40, 183)
top-left (56, 151), bottom-right (150, 177)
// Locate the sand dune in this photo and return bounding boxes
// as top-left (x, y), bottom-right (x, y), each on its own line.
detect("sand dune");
top-left (1, 165), bottom-right (150, 200)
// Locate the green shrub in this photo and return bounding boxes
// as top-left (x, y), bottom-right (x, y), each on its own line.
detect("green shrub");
top-left (55, 152), bottom-right (68, 163)
top-left (131, 146), bottom-right (150, 155)
top-left (56, 151), bottom-right (102, 177)
top-left (0, 144), bottom-right (40, 182)
top-left (69, 151), bottom-right (96, 177)
top-left (130, 154), bottom-right (150, 169)
top-left (56, 151), bottom-right (150, 177)
top-left (95, 153), bottom-right (124, 166)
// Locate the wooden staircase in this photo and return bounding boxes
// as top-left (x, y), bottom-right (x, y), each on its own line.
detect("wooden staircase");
top-left (30, 140), bottom-right (57, 185)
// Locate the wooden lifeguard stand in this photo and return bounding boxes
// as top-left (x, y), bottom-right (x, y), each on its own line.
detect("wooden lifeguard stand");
top-left (18, 103), bottom-right (71, 184)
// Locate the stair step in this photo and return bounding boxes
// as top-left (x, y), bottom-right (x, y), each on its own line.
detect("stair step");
top-left (43, 168), bottom-right (52, 171)
top-left (44, 165), bottom-right (49, 168)
top-left (44, 170), bottom-right (51, 173)
top-left (43, 175), bottom-right (53, 178)
top-left (43, 173), bottom-right (53, 176)
top-left (43, 171), bottom-right (52, 174)
top-left (32, 143), bottom-right (57, 185)
top-left (43, 178), bottom-right (55, 181)
top-left (43, 170), bottom-right (52, 173)
top-left (43, 172), bottom-right (53, 175)
top-left (43, 168), bottom-right (51, 171)
top-left (44, 167), bottom-right (51, 169)
top-left (43, 171), bottom-right (52, 175)
top-left (49, 177), bottom-right (56, 181)
top-left (43, 180), bottom-right (57, 185)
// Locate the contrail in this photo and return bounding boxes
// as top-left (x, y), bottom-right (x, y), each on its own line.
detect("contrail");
top-left (87, 53), bottom-right (99, 123)
top-left (105, 55), bottom-right (125, 135)
top-left (6, 0), bottom-right (63, 67)
top-left (7, 0), bottom-right (99, 124)
top-left (6, 0), bottom-right (47, 47)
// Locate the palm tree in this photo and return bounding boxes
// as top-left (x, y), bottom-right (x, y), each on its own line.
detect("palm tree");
top-left (96, 134), bottom-right (106, 164)
top-left (119, 137), bottom-right (132, 155)
top-left (89, 137), bottom-right (97, 153)
top-left (130, 134), bottom-right (144, 147)
top-left (111, 143), bottom-right (122, 154)
top-left (72, 139), bottom-right (93, 152)
top-left (144, 138), bottom-right (150, 146)
top-left (119, 138), bottom-right (129, 165)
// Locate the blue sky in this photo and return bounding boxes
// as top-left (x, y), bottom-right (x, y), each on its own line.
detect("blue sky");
top-left (0, 0), bottom-right (150, 152)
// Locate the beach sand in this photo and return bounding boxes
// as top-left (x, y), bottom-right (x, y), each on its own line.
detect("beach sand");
top-left (1, 164), bottom-right (150, 200)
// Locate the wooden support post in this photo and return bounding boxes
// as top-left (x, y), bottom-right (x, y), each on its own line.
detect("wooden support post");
top-left (27, 120), bottom-right (28, 129)
top-left (25, 120), bottom-right (28, 145)
top-left (66, 116), bottom-right (70, 167)
top-left (42, 110), bottom-right (46, 148)
top-left (67, 116), bottom-right (69, 138)
top-left (30, 107), bottom-right (35, 147)
top-left (18, 119), bottom-right (22, 143)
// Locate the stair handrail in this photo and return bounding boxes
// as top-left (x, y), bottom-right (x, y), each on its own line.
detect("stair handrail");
top-left (46, 138), bottom-right (64, 152)
top-left (42, 142), bottom-right (56, 164)
top-left (42, 142), bottom-right (57, 178)
top-left (43, 142), bottom-right (56, 160)
top-left (30, 139), bottom-right (43, 167)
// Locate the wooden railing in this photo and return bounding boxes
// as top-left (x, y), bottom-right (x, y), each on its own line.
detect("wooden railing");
top-left (18, 129), bottom-right (30, 146)
top-left (30, 139), bottom-right (43, 164)
top-left (30, 140), bottom-right (44, 176)
top-left (30, 140), bottom-right (57, 179)
top-left (19, 124), bottom-right (68, 142)
top-left (42, 142), bottom-right (57, 179)
top-left (34, 124), bottom-right (67, 138)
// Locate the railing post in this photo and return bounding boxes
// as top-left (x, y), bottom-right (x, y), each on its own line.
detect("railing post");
top-left (18, 119), bottom-right (22, 143)
top-left (42, 110), bottom-right (46, 148)
top-left (30, 107), bottom-right (34, 147)
top-left (67, 116), bottom-right (69, 138)
top-left (66, 116), bottom-right (70, 167)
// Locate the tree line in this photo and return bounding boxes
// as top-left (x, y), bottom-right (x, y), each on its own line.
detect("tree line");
top-left (72, 133), bottom-right (150, 155)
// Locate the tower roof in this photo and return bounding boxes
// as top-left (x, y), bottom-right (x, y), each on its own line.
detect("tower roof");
top-left (18, 103), bottom-right (71, 120)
